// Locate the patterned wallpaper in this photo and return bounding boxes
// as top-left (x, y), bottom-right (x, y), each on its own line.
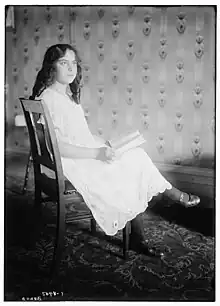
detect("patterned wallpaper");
top-left (5, 5), bottom-right (215, 168)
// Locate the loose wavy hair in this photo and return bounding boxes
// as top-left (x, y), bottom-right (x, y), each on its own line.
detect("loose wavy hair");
top-left (30, 44), bottom-right (82, 104)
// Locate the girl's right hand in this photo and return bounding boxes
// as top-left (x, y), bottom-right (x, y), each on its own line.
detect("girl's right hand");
top-left (96, 147), bottom-right (116, 162)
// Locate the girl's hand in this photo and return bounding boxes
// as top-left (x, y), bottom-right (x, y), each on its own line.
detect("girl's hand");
top-left (96, 147), bottom-right (116, 162)
top-left (105, 140), bottom-right (111, 147)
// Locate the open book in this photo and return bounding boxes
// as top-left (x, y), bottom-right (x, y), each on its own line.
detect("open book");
top-left (108, 130), bottom-right (146, 157)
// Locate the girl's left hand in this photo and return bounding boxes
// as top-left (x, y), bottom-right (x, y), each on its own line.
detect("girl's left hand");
top-left (96, 147), bottom-right (116, 162)
top-left (105, 146), bottom-right (116, 161)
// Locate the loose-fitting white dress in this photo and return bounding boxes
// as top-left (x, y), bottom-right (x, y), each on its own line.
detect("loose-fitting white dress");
top-left (40, 88), bottom-right (172, 236)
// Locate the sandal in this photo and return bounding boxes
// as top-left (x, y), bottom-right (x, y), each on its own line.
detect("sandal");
top-left (130, 236), bottom-right (165, 258)
top-left (179, 192), bottom-right (200, 208)
top-left (139, 241), bottom-right (165, 258)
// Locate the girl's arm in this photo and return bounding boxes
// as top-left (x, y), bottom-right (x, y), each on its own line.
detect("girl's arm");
top-left (58, 140), bottom-right (115, 162)
top-left (58, 141), bottom-right (98, 159)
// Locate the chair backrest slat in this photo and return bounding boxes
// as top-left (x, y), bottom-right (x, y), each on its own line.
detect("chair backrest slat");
top-left (19, 98), bottom-right (65, 194)
top-left (21, 99), bottom-right (43, 113)
top-left (35, 155), bottom-right (56, 171)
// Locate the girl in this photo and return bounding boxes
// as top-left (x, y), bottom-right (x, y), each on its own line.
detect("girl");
top-left (30, 44), bottom-right (200, 257)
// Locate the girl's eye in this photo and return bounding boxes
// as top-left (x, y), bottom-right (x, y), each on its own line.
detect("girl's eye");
top-left (60, 61), bottom-right (67, 65)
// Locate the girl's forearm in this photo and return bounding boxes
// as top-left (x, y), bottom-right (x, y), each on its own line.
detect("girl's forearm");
top-left (58, 141), bottom-right (99, 159)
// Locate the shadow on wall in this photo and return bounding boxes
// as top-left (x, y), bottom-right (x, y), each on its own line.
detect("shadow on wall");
top-left (175, 154), bottom-right (215, 169)
top-left (150, 154), bottom-right (215, 237)
top-left (157, 156), bottom-right (215, 213)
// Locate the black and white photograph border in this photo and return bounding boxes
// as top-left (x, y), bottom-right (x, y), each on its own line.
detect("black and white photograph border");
top-left (2, 0), bottom-right (219, 304)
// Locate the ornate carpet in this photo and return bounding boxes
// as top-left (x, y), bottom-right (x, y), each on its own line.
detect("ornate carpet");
top-left (5, 174), bottom-right (215, 301)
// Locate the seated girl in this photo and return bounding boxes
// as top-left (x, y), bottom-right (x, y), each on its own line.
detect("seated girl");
top-left (30, 44), bottom-right (200, 258)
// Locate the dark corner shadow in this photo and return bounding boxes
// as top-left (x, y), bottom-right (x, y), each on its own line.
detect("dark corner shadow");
top-left (5, 191), bottom-right (126, 260)
top-left (5, 191), bottom-right (43, 250)
top-left (149, 155), bottom-right (215, 238)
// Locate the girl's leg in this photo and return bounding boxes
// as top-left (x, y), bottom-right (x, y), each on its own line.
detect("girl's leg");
top-left (130, 213), bottom-right (164, 257)
top-left (131, 212), bottom-right (145, 240)
top-left (164, 186), bottom-right (189, 203)
top-left (163, 186), bottom-right (200, 207)
top-left (129, 186), bottom-right (200, 257)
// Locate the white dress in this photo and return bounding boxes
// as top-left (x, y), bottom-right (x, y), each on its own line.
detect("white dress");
top-left (40, 88), bottom-right (172, 236)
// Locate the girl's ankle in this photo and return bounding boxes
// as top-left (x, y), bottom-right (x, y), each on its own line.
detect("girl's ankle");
top-left (180, 192), bottom-right (190, 204)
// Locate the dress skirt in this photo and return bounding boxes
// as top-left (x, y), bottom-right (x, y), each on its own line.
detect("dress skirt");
top-left (61, 148), bottom-right (172, 236)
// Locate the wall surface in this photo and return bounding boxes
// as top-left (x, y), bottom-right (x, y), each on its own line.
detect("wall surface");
top-left (5, 5), bottom-right (215, 169)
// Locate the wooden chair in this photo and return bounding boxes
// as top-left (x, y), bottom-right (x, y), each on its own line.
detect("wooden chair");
top-left (19, 98), bottom-right (131, 275)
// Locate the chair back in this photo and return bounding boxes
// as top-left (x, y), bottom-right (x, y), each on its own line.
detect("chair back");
top-left (19, 98), bottom-right (65, 197)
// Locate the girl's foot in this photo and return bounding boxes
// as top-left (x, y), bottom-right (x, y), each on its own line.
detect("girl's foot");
top-left (164, 187), bottom-right (200, 208)
top-left (130, 233), bottom-right (164, 258)
top-left (179, 192), bottom-right (200, 208)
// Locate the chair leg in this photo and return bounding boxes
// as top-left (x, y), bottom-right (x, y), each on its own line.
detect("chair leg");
top-left (50, 199), bottom-right (66, 277)
top-left (34, 184), bottom-right (42, 217)
top-left (123, 221), bottom-right (131, 260)
top-left (91, 218), bottom-right (96, 234)
top-left (22, 150), bottom-right (32, 194)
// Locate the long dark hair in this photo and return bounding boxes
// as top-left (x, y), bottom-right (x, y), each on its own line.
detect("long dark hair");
top-left (30, 44), bottom-right (82, 104)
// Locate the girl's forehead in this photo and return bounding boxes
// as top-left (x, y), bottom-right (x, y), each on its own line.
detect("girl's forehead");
top-left (60, 49), bottom-right (76, 60)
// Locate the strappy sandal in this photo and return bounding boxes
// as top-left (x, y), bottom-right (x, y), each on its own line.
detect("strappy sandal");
top-left (179, 192), bottom-right (200, 208)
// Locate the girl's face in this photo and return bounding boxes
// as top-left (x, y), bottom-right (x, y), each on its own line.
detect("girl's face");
top-left (55, 49), bottom-right (78, 85)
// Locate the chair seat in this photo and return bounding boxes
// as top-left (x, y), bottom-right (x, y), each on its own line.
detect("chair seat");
top-left (38, 173), bottom-right (83, 202)
top-left (38, 174), bottom-right (93, 222)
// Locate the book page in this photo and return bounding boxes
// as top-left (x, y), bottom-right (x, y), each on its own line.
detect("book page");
top-left (108, 130), bottom-right (146, 158)
top-left (115, 134), bottom-right (146, 156)
top-left (109, 130), bottom-right (140, 149)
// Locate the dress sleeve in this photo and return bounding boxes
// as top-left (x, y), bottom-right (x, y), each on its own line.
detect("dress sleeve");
top-left (40, 91), bottom-right (71, 145)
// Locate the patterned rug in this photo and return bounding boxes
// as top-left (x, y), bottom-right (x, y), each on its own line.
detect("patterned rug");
top-left (5, 174), bottom-right (215, 301)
